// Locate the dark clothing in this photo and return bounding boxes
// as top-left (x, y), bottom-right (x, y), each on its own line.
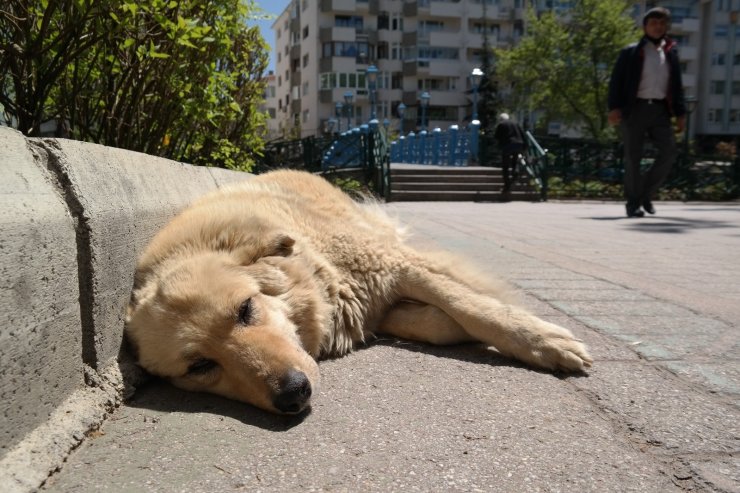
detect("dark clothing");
top-left (608, 36), bottom-right (686, 119)
top-left (621, 101), bottom-right (677, 205)
top-left (494, 121), bottom-right (526, 193)
top-left (608, 36), bottom-right (685, 208)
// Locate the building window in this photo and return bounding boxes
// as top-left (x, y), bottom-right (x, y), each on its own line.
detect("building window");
top-left (277, 52), bottom-right (282, 63)
top-left (302, 0), bottom-right (308, 11)
top-left (391, 13), bottom-right (403, 30)
top-left (378, 41), bottom-right (389, 59)
top-left (732, 81), bottom-right (740, 95)
top-left (302, 110), bottom-right (309, 123)
top-left (268, 108), bottom-right (276, 118)
top-left (335, 15), bottom-right (363, 28)
top-left (303, 81), bottom-right (309, 96)
top-left (714, 25), bottom-right (728, 38)
top-left (419, 20), bottom-right (444, 35)
top-left (708, 108), bottom-right (723, 123)
top-left (730, 109), bottom-right (739, 123)
top-left (378, 12), bottom-right (389, 30)
top-left (391, 42), bottom-right (401, 60)
top-left (303, 26), bottom-right (309, 39)
top-left (303, 54), bottom-right (309, 67)
top-left (277, 29), bottom-right (281, 39)
top-left (711, 53), bottom-right (726, 66)
top-left (710, 80), bottom-right (726, 95)
top-left (391, 72), bottom-right (402, 89)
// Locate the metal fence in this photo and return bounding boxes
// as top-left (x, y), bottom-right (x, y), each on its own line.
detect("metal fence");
top-left (255, 131), bottom-right (739, 202)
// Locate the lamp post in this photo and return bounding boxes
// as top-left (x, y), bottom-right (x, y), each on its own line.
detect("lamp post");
top-left (420, 91), bottom-right (430, 131)
top-left (344, 91), bottom-right (354, 130)
top-left (470, 67), bottom-right (483, 121)
top-left (684, 95), bottom-right (698, 155)
top-left (335, 102), bottom-right (343, 133)
top-left (397, 103), bottom-right (406, 135)
top-left (367, 65), bottom-right (379, 122)
top-left (469, 67), bottom-right (484, 165)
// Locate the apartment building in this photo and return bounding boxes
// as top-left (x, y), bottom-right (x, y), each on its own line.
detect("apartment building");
top-left (269, 0), bottom-right (739, 143)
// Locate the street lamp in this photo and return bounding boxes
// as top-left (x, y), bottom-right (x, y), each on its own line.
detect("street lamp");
top-left (684, 95), bottom-right (698, 155)
top-left (344, 91), bottom-right (354, 130)
top-left (470, 67), bottom-right (484, 121)
top-left (335, 102), bottom-right (343, 133)
top-left (420, 91), bottom-right (431, 131)
top-left (367, 65), bottom-right (379, 121)
top-left (327, 118), bottom-right (337, 135)
top-left (397, 103), bottom-right (406, 135)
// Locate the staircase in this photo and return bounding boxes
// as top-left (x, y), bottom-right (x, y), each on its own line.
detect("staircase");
top-left (388, 165), bottom-right (541, 202)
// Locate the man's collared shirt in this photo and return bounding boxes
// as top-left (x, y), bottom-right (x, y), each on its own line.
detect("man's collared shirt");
top-left (637, 39), bottom-right (670, 100)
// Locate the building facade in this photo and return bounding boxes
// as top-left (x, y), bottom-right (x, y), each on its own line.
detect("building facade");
top-left (268, 0), bottom-right (739, 144)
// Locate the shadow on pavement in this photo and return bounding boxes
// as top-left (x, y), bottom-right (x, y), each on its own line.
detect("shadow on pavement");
top-left (125, 377), bottom-right (309, 431)
top-left (364, 337), bottom-right (590, 379)
top-left (585, 215), bottom-right (739, 233)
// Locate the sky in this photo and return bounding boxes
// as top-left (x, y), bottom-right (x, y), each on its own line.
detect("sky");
top-left (248, 0), bottom-right (289, 74)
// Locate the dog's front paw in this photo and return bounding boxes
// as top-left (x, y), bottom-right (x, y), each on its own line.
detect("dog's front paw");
top-left (525, 322), bottom-right (593, 372)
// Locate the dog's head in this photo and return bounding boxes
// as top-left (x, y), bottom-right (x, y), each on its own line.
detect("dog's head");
top-left (125, 233), bottom-right (324, 415)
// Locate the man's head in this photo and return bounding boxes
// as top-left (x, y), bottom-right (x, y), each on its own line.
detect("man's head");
top-left (643, 7), bottom-right (670, 40)
top-left (498, 113), bottom-right (510, 123)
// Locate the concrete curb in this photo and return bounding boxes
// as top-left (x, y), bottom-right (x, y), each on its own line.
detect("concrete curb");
top-left (0, 127), bottom-right (251, 491)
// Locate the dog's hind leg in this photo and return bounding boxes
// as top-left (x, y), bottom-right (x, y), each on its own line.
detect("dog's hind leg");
top-left (378, 301), bottom-right (475, 345)
top-left (396, 259), bottom-right (593, 372)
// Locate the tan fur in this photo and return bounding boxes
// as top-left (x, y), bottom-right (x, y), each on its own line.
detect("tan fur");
top-left (126, 170), bottom-right (592, 414)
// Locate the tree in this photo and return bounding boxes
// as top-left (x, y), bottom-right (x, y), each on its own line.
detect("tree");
top-left (1, 0), bottom-right (269, 170)
top-left (495, 0), bottom-right (639, 140)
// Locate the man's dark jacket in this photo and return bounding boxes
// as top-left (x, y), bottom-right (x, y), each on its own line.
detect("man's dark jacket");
top-left (608, 36), bottom-right (686, 118)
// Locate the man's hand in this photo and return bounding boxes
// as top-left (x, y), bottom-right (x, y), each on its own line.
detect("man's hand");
top-left (608, 109), bottom-right (622, 126)
top-left (675, 115), bottom-right (686, 134)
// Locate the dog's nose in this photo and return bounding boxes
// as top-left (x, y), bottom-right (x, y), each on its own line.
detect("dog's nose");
top-left (273, 369), bottom-right (312, 414)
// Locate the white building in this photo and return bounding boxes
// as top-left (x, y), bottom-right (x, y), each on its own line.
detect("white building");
top-left (267, 0), bottom-right (739, 145)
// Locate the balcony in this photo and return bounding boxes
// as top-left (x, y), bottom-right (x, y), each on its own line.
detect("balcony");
top-left (429, 0), bottom-right (462, 18)
top-left (320, 0), bottom-right (356, 13)
top-left (403, 61), bottom-right (418, 77)
top-left (290, 44), bottom-right (301, 59)
top-left (678, 45), bottom-right (698, 60)
top-left (429, 31), bottom-right (461, 46)
top-left (673, 17), bottom-right (699, 33)
top-left (320, 26), bottom-right (357, 43)
top-left (402, 32), bottom-right (417, 45)
top-left (403, 1), bottom-right (417, 16)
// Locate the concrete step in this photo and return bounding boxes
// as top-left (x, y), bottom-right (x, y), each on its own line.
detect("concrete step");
top-left (388, 164), bottom-right (540, 202)
top-left (388, 190), bottom-right (541, 202)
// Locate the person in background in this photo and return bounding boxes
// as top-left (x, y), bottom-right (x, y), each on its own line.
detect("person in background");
top-left (494, 113), bottom-right (526, 198)
top-left (608, 6), bottom-right (686, 218)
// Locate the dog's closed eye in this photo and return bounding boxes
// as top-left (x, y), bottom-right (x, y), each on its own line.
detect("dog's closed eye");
top-left (237, 298), bottom-right (253, 325)
top-left (187, 358), bottom-right (218, 375)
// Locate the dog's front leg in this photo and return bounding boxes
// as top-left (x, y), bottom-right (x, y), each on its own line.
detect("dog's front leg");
top-left (397, 263), bottom-right (592, 372)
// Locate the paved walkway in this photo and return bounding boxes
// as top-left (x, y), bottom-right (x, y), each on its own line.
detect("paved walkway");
top-left (43, 201), bottom-right (739, 492)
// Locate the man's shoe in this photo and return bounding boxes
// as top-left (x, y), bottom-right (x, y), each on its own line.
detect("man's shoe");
top-left (626, 204), bottom-right (644, 218)
top-left (642, 200), bottom-right (655, 215)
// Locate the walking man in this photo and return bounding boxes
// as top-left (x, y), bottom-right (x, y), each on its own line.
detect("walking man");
top-left (494, 113), bottom-right (526, 198)
top-left (608, 7), bottom-right (686, 217)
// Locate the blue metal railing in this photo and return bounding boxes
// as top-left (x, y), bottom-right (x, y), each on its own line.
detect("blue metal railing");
top-left (390, 122), bottom-right (481, 166)
top-left (321, 121), bottom-right (391, 198)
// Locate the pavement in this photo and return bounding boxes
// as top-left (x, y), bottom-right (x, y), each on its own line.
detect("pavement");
top-left (41, 200), bottom-right (740, 493)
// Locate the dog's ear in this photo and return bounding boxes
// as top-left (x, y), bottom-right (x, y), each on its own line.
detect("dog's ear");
top-left (233, 233), bottom-right (295, 265)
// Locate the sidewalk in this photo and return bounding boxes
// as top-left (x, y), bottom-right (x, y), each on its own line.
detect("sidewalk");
top-left (43, 201), bottom-right (739, 493)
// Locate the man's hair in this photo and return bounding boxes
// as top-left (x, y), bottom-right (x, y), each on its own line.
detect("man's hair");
top-left (643, 7), bottom-right (671, 26)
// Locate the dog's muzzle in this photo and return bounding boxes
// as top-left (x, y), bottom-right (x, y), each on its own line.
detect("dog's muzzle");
top-left (273, 369), bottom-right (312, 414)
